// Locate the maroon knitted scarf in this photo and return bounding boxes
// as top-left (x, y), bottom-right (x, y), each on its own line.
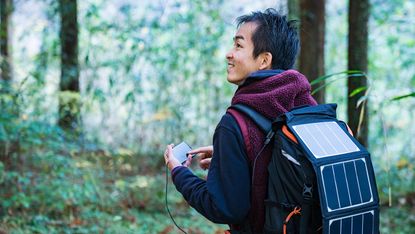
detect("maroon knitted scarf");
top-left (227, 69), bottom-right (317, 233)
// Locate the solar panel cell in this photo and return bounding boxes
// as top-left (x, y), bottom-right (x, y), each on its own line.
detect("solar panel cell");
top-left (341, 216), bottom-right (352, 233)
top-left (355, 159), bottom-right (372, 203)
top-left (327, 210), bottom-right (375, 234)
top-left (352, 214), bottom-right (363, 234)
top-left (322, 165), bottom-right (340, 211)
top-left (363, 212), bottom-right (374, 234)
top-left (321, 158), bottom-right (374, 214)
top-left (329, 219), bottom-right (340, 233)
top-left (344, 161), bottom-right (362, 205)
top-left (333, 163), bottom-right (352, 208)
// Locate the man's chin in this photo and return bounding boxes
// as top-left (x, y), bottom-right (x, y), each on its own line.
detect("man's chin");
top-left (227, 76), bottom-right (245, 86)
top-left (226, 76), bottom-right (236, 84)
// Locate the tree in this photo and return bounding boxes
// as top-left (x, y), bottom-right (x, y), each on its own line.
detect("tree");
top-left (287, 0), bottom-right (300, 69)
top-left (0, 0), bottom-right (12, 83)
top-left (58, 0), bottom-right (79, 130)
top-left (0, 0), bottom-right (17, 171)
top-left (347, 0), bottom-right (369, 146)
top-left (299, 0), bottom-right (326, 104)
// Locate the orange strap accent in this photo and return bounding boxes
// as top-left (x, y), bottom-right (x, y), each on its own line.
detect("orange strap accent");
top-left (346, 124), bottom-right (354, 136)
top-left (282, 125), bottom-right (298, 144)
top-left (283, 207), bottom-right (301, 234)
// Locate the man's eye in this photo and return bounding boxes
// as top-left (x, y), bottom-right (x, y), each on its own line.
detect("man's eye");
top-left (236, 43), bottom-right (242, 48)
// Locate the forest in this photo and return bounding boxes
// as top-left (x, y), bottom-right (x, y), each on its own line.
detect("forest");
top-left (0, 0), bottom-right (414, 233)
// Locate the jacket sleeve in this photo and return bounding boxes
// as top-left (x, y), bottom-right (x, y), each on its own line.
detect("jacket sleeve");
top-left (171, 114), bottom-right (251, 224)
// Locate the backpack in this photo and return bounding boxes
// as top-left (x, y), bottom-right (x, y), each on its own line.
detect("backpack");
top-left (230, 103), bottom-right (379, 234)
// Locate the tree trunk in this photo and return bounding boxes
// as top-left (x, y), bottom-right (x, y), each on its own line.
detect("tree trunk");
top-left (58, 0), bottom-right (80, 130)
top-left (0, 0), bottom-right (12, 83)
top-left (348, 0), bottom-right (369, 146)
top-left (299, 0), bottom-right (325, 104)
top-left (0, 0), bottom-right (13, 168)
top-left (287, 0), bottom-right (300, 69)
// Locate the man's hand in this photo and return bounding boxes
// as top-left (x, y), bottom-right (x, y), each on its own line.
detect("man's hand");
top-left (163, 144), bottom-right (182, 171)
top-left (188, 145), bottom-right (213, 170)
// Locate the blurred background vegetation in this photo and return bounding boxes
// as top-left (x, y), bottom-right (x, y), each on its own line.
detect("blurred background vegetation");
top-left (0, 0), bottom-right (414, 233)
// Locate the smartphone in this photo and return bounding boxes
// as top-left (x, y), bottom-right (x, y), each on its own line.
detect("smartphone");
top-left (172, 142), bottom-right (192, 165)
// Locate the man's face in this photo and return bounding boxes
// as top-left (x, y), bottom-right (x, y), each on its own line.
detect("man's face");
top-left (226, 22), bottom-right (262, 85)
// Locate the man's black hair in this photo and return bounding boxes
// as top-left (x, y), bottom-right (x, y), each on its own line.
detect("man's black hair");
top-left (236, 8), bottom-right (299, 70)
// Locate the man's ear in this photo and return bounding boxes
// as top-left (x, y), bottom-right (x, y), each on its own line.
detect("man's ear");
top-left (258, 52), bottom-right (272, 70)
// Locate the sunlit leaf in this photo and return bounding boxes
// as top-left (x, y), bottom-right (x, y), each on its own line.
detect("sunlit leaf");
top-left (349, 86), bottom-right (368, 97)
top-left (310, 70), bottom-right (365, 86)
top-left (356, 95), bottom-right (369, 108)
top-left (311, 70), bottom-right (367, 95)
top-left (390, 92), bottom-right (415, 101)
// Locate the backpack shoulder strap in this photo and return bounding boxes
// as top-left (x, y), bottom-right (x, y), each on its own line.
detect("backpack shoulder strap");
top-left (230, 104), bottom-right (271, 134)
top-left (227, 108), bottom-right (253, 159)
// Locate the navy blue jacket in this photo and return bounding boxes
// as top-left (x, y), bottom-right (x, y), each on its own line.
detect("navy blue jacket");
top-left (171, 70), bottom-right (286, 225)
top-left (171, 113), bottom-right (250, 224)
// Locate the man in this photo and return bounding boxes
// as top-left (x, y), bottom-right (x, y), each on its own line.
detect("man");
top-left (164, 9), bottom-right (317, 233)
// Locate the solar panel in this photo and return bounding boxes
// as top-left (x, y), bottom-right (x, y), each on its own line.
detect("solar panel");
top-left (328, 210), bottom-right (376, 234)
top-left (292, 121), bottom-right (360, 158)
top-left (320, 158), bottom-right (373, 213)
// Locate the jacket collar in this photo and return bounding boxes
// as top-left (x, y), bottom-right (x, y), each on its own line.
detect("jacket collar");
top-left (241, 69), bottom-right (285, 86)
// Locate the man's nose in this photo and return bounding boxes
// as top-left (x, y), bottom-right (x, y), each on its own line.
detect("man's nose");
top-left (226, 50), bottom-right (233, 60)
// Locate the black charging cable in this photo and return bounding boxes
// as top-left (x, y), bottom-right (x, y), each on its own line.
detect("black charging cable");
top-left (165, 165), bottom-right (188, 234)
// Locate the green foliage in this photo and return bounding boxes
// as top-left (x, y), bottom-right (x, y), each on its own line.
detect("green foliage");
top-left (0, 73), bottom-right (225, 233)
top-left (1, 0), bottom-right (414, 233)
top-left (310, 70), bottom-right (366, 95)
top-left (390, 92), bottom-right (415, 101)
top-left (380, 205), bottom-right (415, 233)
